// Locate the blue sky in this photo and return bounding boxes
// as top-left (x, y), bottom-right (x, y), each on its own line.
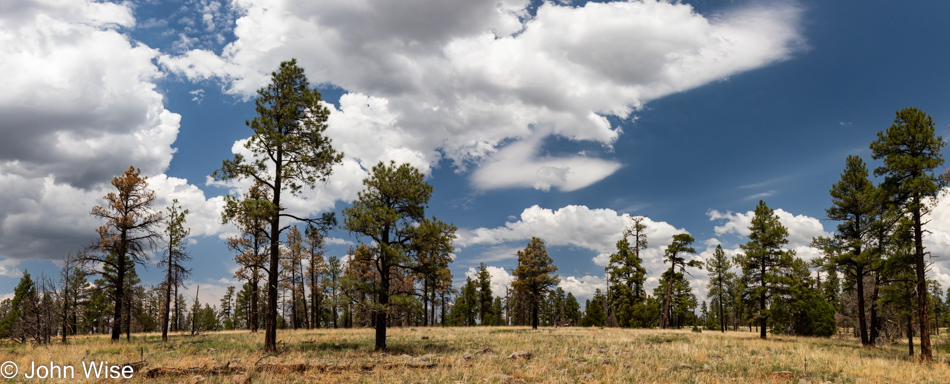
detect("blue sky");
top-left (2, 0), bottom-right (950, 307)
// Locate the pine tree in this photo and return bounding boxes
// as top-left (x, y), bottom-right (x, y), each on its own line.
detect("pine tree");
top-left (225, 182), bottom-right (271, 333)
top-left (476, 263), bottom-right (493, 324)
top-left (661, 233), bottom-right (701, 329)
top-left (1, 271), bottom-right (38, 343)
top-left (87, 166), bottom-right (163, 341)
top-left (410, 218), bottom-right (456, 326)
top-left (325, 256), bottom-right (343, 328)
top-left (564, 292), bottom-right (581, 326)
top-left (607, 234), bottom-right (647, 327)
top-left (706, 244), bottom-right (734, 332)
top-left (213, 59), bottom-right (343, 352)
top-left (281, 226), bottom-right (306, 330)
top-left (160, 199), bottom-right (190, 342)
top-left (774, 256), bottom-right (835, 336)
top-left (304, 224), bottom-right (327, 329)
top-left (870, 107), bottom-right (946, 362)
top-left (513, 237), bottom-right (560, 329)
top-left (342, 161), bottom-right (453, 349)
top-left (654, 269), bottom-right (698, 328)
top-left (448, 278), bottom-right (478, 326)
top-left (737, 200), bottom-right (793, 340)
top-left (581, 289), bottom-right (607, 327)
top-left (220, 286), bottom-right (235, 330)
top-left (825, 155), bottom-right (876, 345)
top-left (490, 296), bottom-right (504, 326)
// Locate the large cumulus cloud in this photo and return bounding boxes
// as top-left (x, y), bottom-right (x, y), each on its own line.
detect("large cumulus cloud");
top-left (161, 0), bottom-right (805, 192)
top-left (0, 0), bottom-right (224, 264)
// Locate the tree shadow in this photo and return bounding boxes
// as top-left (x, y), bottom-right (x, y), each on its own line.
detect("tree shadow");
top-left (290, 341), bottom-right (365, 352)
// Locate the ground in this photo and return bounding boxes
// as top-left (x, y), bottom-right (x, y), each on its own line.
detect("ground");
top-left (3, 327), bottom-right (950, 383)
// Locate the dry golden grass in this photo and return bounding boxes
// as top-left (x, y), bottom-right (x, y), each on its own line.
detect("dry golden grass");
top-left (3, 327), bottom-right (950, 383)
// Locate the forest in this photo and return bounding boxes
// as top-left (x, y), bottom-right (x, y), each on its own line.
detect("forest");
top-left (1, 59), bottom-right (947, 367)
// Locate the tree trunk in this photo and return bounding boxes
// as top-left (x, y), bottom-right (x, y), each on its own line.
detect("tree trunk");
top-left (162, 254), bottom-right (173, 342)
top-left (125, 289), bottom-right (132, 341)
top-left (111, 247), bottom-right (126, 341)
top-left (191, 286), bottom-right (200, 335)
top-left (759, 261), bottom-right (767, 340)
top-left (913, 199), bottom-right (932, 361)
top-left (174, 283), bottom-right (179, 332)
top-left (290, 263), bottom-right (298, 330)
top-left (61, 285), bottom-right (69, 344)
top-left (264, 147), bottom-right (283, 352)
top-left (422, 278), bottom-right (429, 326)
top-left (299, 258), bottom-right (308, 329)
top-left (531, 300), bottom-right (539, 330)
top-left (718, 278), bottom-right (725, 333)
top-left (375, 273), bottom-right (389, 350)
top-left (375, 233), bottom-right (390, 351)
top-left (870, 275), bottom-right (880, 345)
top-left (310, 269), bottom-right (318, 330)
top-left (430, 287), bottom-right (436, 327)
top-left (332, 287), bottom-right (338, 329)
top-left (856, 265), bottom-right (869, 345)
top-left (661, 267), bottom-right (675, 329)
top-left (250, 271), bottom-right (259, 332)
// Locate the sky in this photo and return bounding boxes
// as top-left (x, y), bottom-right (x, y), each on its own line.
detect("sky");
top-left (2, 0), bottom-right (950, 309)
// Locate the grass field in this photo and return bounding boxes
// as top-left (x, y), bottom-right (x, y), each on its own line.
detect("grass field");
top-left (3, 327), bottom-right (950, 383)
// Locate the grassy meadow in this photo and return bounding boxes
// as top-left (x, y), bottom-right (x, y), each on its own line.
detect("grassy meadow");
top-left (3, 327), bottom-right (950, 383)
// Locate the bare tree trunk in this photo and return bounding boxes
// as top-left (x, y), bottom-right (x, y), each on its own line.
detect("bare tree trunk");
top-left (856, 266), bottom-right (868, 345)
top-left (913, 200), bottom-right (932, 361)
top-left (376, 269), bottom-right (389, 350)
top-left (111, 235), bottom-right (127, 341)
top-left (264, 152), bottom-right (282, 352)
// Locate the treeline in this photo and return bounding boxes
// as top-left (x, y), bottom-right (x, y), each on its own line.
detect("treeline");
top-left (0, 265), bottom-right (220, 344)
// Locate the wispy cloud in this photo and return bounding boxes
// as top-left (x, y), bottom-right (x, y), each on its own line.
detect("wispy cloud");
top-left (190, 89), bottom-right (204, 103)
top-left (743, 190), bottom-right (776, 201)
top-left (738, 175), bottom-right (794, 189)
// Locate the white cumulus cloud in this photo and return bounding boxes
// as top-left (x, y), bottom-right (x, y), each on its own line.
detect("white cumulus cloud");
top-left (160, 0), bottom-right (805, 192)
top-left (0, 0), bottom-right (227, 263)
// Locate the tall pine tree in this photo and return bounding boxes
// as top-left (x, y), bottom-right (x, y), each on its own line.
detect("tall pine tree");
top-left (738, 200), bottom-right (792, 340)
top-left (213, 59), bottom-right (343, 352)
top-left (826, 155), bottom-right (876, 345)
top-left (870, 107), bottom-right (946, 362)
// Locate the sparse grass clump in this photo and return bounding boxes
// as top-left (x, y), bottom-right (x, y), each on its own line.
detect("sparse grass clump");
top-left (3, 327), bottom-right (950, 383)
